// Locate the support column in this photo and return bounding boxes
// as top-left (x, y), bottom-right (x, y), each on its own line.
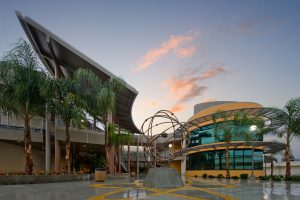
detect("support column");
top-left (118, 127), bottom-right (121, 174)
top-left (45, 111), bottom-right (51, 171)
top-left (136, 134), bottom-right (140, 179)
top-left (107, 112), bottom-right (115, 174)
top-left (180, 138), bottom-right (186, 177)
top-left (54, 65), bottom-right (61, 172)
top-left (127, 140), bottom-right (131, 174)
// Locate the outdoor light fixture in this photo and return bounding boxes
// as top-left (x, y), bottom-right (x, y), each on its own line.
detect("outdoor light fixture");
top-left (250, 125), bottom-right (257, 131)
top-left (168, 144), bottom-right (173, 148)
top-left (81, 119), bottom-right (84, 123)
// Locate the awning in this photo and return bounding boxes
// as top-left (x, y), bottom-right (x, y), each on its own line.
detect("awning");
top-left (16, 11), bottom-right (139, 133)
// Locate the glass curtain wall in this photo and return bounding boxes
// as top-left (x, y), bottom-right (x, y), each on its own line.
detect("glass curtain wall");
top-left (189, 123), bottom-right (263, 147)
top-left (187, 149), bottom-right (263, 170)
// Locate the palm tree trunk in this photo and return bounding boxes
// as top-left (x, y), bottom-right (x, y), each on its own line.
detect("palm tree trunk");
top-left (225, 143), bottom-right (230, 179)
top-left (264, 157), bottom-right (267, 176)
top-left (104, 121), bottom-right (110, 173)
top-left (65, 124), bottom-right (71, 174)
top-left (285, 139), bottom-right (291, 177)
top-left (128, 141), bottom-right (131, 174)
top-left (118, 145), bottom-right (121, 174)
top-left (271, 160), bottom-right (274, 176)
top-left (24, 112), bottom-right (33, 175)
top-left (109, 146), bottom-right (115, 174)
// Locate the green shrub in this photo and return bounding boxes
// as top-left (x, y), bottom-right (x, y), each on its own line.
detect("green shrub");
top-left (208, 175), bottom-right (216, 178)
top-left (202, 173), bottom-right (208, 178)
top-left (231, 176), bottom-right (239, 179)
top-left (291, 176), bottom-right (300, 181)
top-left (285, 176), bottom-right (291, 181)
top-left (271, 175), bottom-right (282, 181)
top-left (217, 174), bottom-right (224, 178)
top-left (240, 173), bottom-right (249, 179)
top-left (259, 176), bottom-right (269, 180)
top-left (285, 176), bottom-right (300, 181)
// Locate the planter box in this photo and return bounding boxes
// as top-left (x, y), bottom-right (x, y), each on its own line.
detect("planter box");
top-left (0, 174), bottom-right (91, 185)
top-left (95, 169), bottom-right (106, 182)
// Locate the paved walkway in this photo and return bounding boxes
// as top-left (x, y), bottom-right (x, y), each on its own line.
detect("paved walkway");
top-left (0, 177), bottom-right (300, 199)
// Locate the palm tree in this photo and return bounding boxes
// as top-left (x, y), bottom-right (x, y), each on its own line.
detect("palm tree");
top-left (41, 78), bottom-right (83, 174)
top-left (0, 39), bottom-right (46, 174)
top-left (264, 154), bottom-right (278, 176)
top-left (269, 98), bottom-right (300, 177)
top-left (108, 124), bottom-right (132, 173)
top-left (73, 68), bottom-right (125, 174)
top-left (212, 111), bottom-right (262, 179)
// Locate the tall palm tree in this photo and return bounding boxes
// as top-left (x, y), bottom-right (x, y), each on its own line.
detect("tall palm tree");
top-left (264, 154), bottom-right (278, 176)
top-left (212, 111), bottom-right (263, 179)
top-left (0, 39), bottom-right (46, 174)
top-left (41, 78), bottom-right (83, 174)
top-left (73, 68), bottom-right (125, 174)
top-left (269, 98), bottom-right (300, 177)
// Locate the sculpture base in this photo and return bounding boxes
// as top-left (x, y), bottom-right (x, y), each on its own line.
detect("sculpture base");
top-left (143, 167), bottom-right (184, 188)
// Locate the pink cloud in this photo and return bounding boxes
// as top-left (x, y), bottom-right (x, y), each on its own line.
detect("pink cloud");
top-left (135, 31), bottom-right (200, 71)
top-left (199, 66), bottom-right (225, 80)
top-left (139, 99), bottom-right (158, 107)
top-left (175, 46), bottom-right (197, 58)
top-left (162, 66), bottom-right (226, 103)
top-left (169, 104), bottom-right (186, 113)
top-left (203, 98), bottom-right (216, 103)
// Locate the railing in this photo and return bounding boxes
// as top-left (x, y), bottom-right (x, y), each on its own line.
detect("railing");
top-left (0, 112), bottom-right (103, 135)
top-left (120, 159), bottom-right (128, 172)
top-left (0, 112), bottom-right (43, 133)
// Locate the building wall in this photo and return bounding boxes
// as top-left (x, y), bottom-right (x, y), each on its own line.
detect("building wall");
top-left (265, 161), bottom-right (300, 176)
top-left (170, 160), bottom-right (181, 174)
top-left (0, 141), bottom-right (45, 171)
top-left (186, 169), bottom-right (264, 177)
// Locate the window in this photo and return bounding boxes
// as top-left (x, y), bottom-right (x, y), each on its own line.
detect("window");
top-left (187, 149), bottom-right (263, 170)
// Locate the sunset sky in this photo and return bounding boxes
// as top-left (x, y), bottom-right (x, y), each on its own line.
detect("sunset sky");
top-left (1, 1), bottom-right (300, 157)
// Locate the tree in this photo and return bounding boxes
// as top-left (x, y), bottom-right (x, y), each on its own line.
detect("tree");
top-left (108, 124), bottom-right (132, 173)
top-left (269, 98), bottom-right (300, 177)
top-left (73, 68), bottom-right (125, 173)
top-left (265, 154), bottom-right (278, 176)
top-left (41, 77), bottom-right (83, 174)
top-left (212, 111), bottom-right (263, 179)
top-left (0, 39), bottom-right (46, 174)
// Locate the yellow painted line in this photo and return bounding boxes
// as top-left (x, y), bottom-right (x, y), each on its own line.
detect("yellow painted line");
top-left (88, 187), bottom-right (127, 200)
top-left (88, 179), bottom-right (240, 200)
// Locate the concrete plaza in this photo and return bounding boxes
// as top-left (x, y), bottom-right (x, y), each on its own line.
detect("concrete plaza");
top-left (0, 177), bottom-right (300, 200)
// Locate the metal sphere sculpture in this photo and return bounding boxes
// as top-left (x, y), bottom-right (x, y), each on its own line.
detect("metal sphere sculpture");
top-left (140, 110), bottom-right (190, 167)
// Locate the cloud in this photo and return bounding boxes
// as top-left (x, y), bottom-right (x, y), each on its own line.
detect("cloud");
top-left (139, 99), bottom-right (158, 107)
top-left (162, 66), bottom-right (226, 103)
top-left (169, 104), bottom-right (186, 113)
top-left (237, 20), bottom-right (256, 34)
top-left (203, 98), bottom-right (216, 103)
top-left (135, 31), bottom-right (200, 71)
top-left (198, 65), bottom-right (225, 80)
top-left (175, 46), bottom-right (197, 58)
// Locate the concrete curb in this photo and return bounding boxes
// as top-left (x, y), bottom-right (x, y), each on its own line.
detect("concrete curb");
top-left (0, 174), bottom-right (91, 185)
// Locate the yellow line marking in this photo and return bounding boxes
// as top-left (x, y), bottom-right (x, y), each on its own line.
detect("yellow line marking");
top-left (88, 178), bottom-right (240, 200)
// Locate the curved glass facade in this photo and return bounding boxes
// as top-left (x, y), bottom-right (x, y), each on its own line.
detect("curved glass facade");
top-left (187, 123), bottom-right (264, 171)
top-left (188, 123), bottom-right (263, 147)
top-left (187, 149), bottom-right (263, 170)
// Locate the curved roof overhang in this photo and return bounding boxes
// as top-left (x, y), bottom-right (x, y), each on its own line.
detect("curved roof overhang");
top-left (186, 102), bottom-right (283, 132)
top-left (181, 141), bottom-right (286, 155)
top-left (15, 11), bottom-right (139, 133)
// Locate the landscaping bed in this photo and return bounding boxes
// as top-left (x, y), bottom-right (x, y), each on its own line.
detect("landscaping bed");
top-left (0, 173), bottom-right (92, 185)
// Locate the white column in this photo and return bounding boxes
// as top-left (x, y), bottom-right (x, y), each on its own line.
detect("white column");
top-left (45, 111), bottom-right (51, 171)
top-left (181, 138), bottom-right (186, 177)
top-left (136, 134), bottom-right (140, 179)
